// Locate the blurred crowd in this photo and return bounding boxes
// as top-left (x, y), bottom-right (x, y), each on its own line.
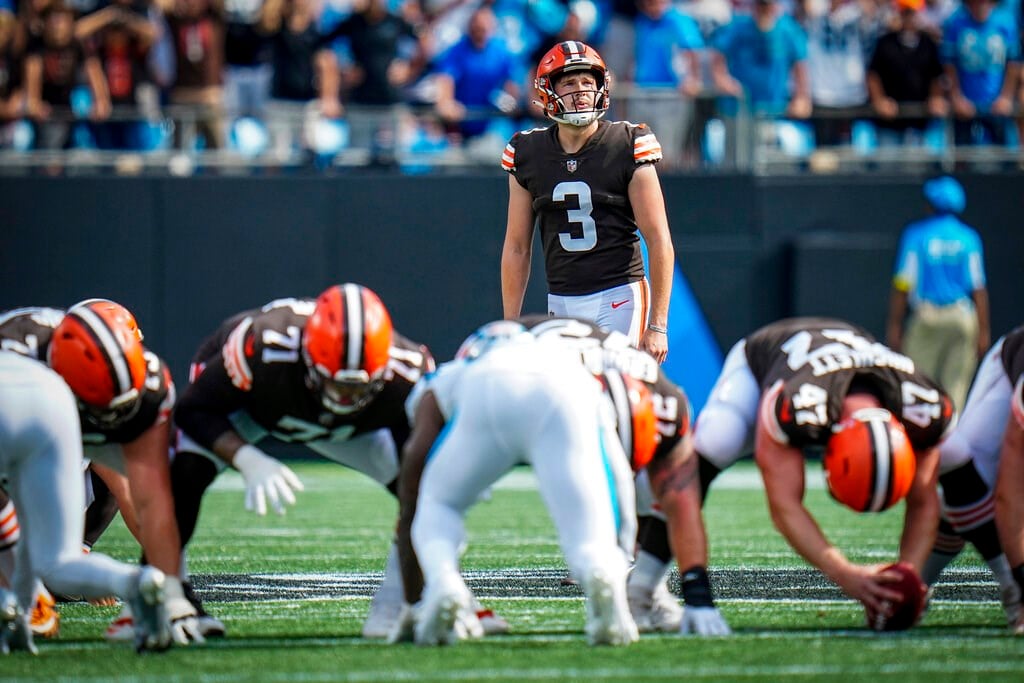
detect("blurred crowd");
top-left (0, 0), bottom-right (1020, 166)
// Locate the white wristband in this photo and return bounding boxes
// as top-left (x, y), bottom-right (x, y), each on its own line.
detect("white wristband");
top-left (648, 324), bottom-right (668, 335)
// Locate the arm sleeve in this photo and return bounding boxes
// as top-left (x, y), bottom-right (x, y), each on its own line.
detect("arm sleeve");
top-left (173, 360), bottom-right (248, 451)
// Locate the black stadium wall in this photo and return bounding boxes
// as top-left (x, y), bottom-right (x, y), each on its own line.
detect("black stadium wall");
top-left (2, 172), bottom-right (1021, 382)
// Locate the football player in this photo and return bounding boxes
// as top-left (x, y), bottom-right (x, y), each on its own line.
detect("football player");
top-left (169, 284), bottom-right (506, 639)
top-left (0, 302), bottom-right (200, 645)
top-left (394, 332), bottom-right (640, 645)
top-left (694, 317), bottom-right (953, 620)
top-left (0, 349), bottom-right (177, 654)
top-left (936, 324), bottom-right (1024, 633)
top-left (500, 40), bottom-right (674, 364)
top-left (513, 315), bottom-right (730, 635)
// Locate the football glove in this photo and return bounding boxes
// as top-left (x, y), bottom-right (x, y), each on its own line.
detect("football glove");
top-left (234, 445), bottom-right (304, 516)
top-left (165, 577), bottom-right (205, 646)
top-left (680, 606), bottom-right (731, 636)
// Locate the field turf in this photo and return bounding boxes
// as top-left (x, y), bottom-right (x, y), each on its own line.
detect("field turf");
top-left (4, 460), bottom-right (1022, 682)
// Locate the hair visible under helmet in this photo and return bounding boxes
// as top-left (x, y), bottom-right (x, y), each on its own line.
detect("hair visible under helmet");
top-left (534, 40), bottom-right (610, 127)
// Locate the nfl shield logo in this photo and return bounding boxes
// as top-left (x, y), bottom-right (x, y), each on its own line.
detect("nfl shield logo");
top-left (566, 159), bottom-right (578, 173)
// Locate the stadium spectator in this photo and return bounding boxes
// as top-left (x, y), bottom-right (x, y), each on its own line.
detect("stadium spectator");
top-left (886, 175), bottom-right (989, 412)
top-left (922, 326), bottom-right (1024, 631)
top-left (258, 0), bottom-right (338, 156)
top-left (801, 0), bottom-right (883, 146)
top-left (0, 8), bottom-right (24, 148)
top-left (866, 0), bottom-right (947, 147)
top-left (75, 0), bottom-right (160, 150)
top-left (431, 5), bottom-right (521, 145)
top-left (941, 0), bottom-right (1021, 146)
top-left (622, 0), bottom-right (704, 167)
top-left (316, 0), bottom-right (427, 164)
top-left (24, 2), bottom-right (111, 149)
top-left (158, 0), bottom-right (226, 149)
top-left (223, 0), bottom-right (271, 122)
top-left (917, 0), bottom-right (957, 39)
top-left (709, 0), bottom-right (811, 119)
top-left (393, 331), bottom-right (640, 646)
top-left (694, 318), bottom-right (952, 617)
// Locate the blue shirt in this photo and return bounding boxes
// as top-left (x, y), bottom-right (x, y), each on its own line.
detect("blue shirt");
top-left (940, 7), bottom-right (1020, 109)
top-left (892, 214), bottom-right (987, 308)
top-left (634, 9), bottom-right (705, 87)
top-left (434, 36), bottom-right (519, 138)
top-left (712, 15), bottom-right (808, 115)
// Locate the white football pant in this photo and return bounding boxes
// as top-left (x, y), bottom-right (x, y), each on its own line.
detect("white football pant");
top-left (692, 339), bottom-right (762, 470)
top-left (548, 279), bottom-right (650, 347)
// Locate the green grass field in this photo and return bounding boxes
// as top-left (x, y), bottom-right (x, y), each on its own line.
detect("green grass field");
top-left (5, 460), bottom-right (1023, 682)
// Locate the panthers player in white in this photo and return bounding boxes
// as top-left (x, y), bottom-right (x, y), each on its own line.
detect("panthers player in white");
top-left (0, 351), bottom-right (174, 654)
top-left (393, 332), bottom-right (639, 646)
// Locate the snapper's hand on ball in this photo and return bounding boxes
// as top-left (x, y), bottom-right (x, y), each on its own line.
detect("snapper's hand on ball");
top-left (864, 562), bottom-right (927, 632)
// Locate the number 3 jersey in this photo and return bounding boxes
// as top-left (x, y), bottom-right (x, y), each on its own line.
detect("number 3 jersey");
top-left (519, 314), bottom-right (689, 465)
top-left (174, 298), bottom-right (434, 454)
top-left (0, 307), bottom-right (175, 443)
top-left (502, 121), bottom-right (662, 296)
top-left (744, 317), bottom-right (955, 451)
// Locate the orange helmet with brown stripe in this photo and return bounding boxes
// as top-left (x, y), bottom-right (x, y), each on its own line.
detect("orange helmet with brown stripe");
top-left (302, 283), bottom-right (393, 415)
top-left (535, 41), bottom-right (610, 126)
top-left (48, 299), bottom-right (147, 425)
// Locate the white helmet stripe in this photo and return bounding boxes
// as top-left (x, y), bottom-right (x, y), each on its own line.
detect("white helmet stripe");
top-left (564, 41), bottom-right (584, 61)
top-left (867, 418), bottom-right (892, 512)
top-left (343, 283), bottom-right (363, 371)
top-left (73, 306), bottom-right (132, 398)
top-left (604, 370), bottom-right (632, 461)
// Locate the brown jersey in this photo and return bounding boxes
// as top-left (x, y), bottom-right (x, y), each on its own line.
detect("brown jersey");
top-left (519, 315), bottom-right (688, 464)
top-left (0, 306), bottom-right (174, 444)
top-left (175, 297), bottom-right (434, 459)
top-left (999, 326), bottom-right (1024, 427)
top-left (502, 121), bottom-right (661, 296)
top-left (744, 318), bottom-right (955, 451)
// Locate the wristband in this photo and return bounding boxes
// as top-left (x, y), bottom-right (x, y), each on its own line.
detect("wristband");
top-left (680, 565), bottom-right (715, 608)
top-left (648, 324), bottom-right (668, 335)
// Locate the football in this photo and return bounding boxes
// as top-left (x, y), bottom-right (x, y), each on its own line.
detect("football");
top-left (865, 562), bottom-right (927, 632)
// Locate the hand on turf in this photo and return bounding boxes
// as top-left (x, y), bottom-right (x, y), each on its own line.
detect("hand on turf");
top-left (165, 577), bottom-right (205, 646)
top-left (680, 606), bottom-right (731, 636)
top-left (234, 445), bottom-right (305, 515)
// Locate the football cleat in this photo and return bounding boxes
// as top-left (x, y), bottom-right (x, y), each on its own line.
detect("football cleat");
top-left (1000, 580), bottom-right (1022, 628)
top-left (627, 577), bottom-right (683, 633)
top-left (583, 569), bottom-right (638, 646)
top-left (29, 588), bottom-right (59, 638)
top-left (104, 603), bottom-right (135, 642)
top-left (128, 566), bottom-right (172, 652)
top-left (1, 589), bottom-right (37, 655)
top-left (414, 577), bottom-right (483, 646)
top-left (475, 607), bottom-right (510, 636)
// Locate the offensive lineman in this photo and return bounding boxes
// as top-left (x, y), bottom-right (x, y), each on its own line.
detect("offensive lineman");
top-left (169, 284), bottom-right (505, 638)
top-left (394, 332), bottom-right (640, 646)
top-left (0, 302), bottom-right (201, 644)
top-left (694, 318), bottom-right (954, 619)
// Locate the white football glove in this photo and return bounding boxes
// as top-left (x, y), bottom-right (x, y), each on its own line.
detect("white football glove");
top-left (234, 445), bottom-right (305, 516)
top-left (164, 577), bottom-right (205, 646)
top-left (680, 606), bottom-right (732, 636)
top-left (386, 602), bottom-right (417, 644)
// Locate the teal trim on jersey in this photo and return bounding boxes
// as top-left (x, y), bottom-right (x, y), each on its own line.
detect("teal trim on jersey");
top-left (640, 239), bottom-right (723, 415)
top-left (598, 425), bottom-right (622, 534)
top-left (424, 411), bottom-right (457, 463)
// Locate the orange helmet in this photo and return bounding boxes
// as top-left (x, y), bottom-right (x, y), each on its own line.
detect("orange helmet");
top-left (603, 368), bottom-right (658, 471)
top-left (48, 300), bottom-right (147, 423)
top-left (302, 284), bottom-right (393, 414)
top-left (823, 408), bottom-right (916, 512)
top-left (535, 41), bottom-right (610, 126)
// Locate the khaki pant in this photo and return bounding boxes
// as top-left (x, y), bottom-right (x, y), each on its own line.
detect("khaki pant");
top-left (904, 301), bottom-right (979, 411)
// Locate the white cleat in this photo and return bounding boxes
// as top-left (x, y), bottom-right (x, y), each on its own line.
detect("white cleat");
top-left (130, 566), bottom-right (171, 653)
top-left (470, 595), bottom-right (509, 635)
top-left (414, 580), bottom-right (483, 646)
top-left (628, 576), bottom-right (683, 633)
top-left (1, 589), bottom-right (37, 655)
top-left (105, 603), bottom-right (135, 642)
top-left (362, 582), bottom-right (404, 639)
top-left (584, 570), bottom-right (638, 647)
